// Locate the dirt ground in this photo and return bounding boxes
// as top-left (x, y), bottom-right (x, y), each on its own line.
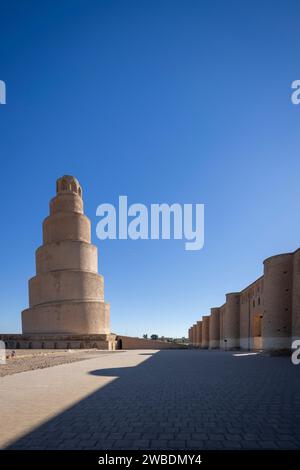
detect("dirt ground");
top-left (0, 349), bottom-right (123, 377)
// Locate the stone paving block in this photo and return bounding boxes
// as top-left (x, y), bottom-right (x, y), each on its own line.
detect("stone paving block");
top-left (1, 350), bottom-right (300, 450)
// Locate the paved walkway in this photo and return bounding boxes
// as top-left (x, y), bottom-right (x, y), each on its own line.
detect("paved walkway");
top-left (1, 349), bottom-right (300, 449)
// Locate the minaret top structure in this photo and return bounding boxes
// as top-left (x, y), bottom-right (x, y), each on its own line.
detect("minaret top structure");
top-left (56, 175), bottom-right (82, 197)
top-left (50, 175), bottom-right (83, 216)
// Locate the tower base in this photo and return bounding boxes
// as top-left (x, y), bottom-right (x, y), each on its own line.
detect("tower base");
top-left (22, 301), bottom-right (110, 335)
top-left (0, 333), bottom-right (116, 350)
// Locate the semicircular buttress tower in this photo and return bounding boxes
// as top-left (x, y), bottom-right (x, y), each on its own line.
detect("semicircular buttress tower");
top-left (22, 175), bottom-right (110, 336)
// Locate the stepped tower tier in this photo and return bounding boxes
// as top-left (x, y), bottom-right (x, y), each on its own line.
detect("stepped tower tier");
top-left (22, 175), bottom-right (110, 335)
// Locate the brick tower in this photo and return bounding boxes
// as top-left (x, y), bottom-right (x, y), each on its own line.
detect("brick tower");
top-left (22, 175), bottom-right (110, 336)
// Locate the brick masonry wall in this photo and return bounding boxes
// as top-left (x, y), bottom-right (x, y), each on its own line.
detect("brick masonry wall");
top-left (116, 335), bottom-right (186, 349)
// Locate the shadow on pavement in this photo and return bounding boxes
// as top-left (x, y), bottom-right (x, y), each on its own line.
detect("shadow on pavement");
top-left (6, 349), bottom-right (300, 450)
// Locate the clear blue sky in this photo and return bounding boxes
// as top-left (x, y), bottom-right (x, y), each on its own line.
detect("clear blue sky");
top-left (0, 0), bottom-right (300, 337)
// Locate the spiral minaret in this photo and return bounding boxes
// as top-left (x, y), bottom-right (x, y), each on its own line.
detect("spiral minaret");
top-left (22, 175), bottom-right (110, 335)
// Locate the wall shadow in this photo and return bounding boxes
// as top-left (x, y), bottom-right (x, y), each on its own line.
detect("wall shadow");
top-left (5, 349), bottom-right (300, 450)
